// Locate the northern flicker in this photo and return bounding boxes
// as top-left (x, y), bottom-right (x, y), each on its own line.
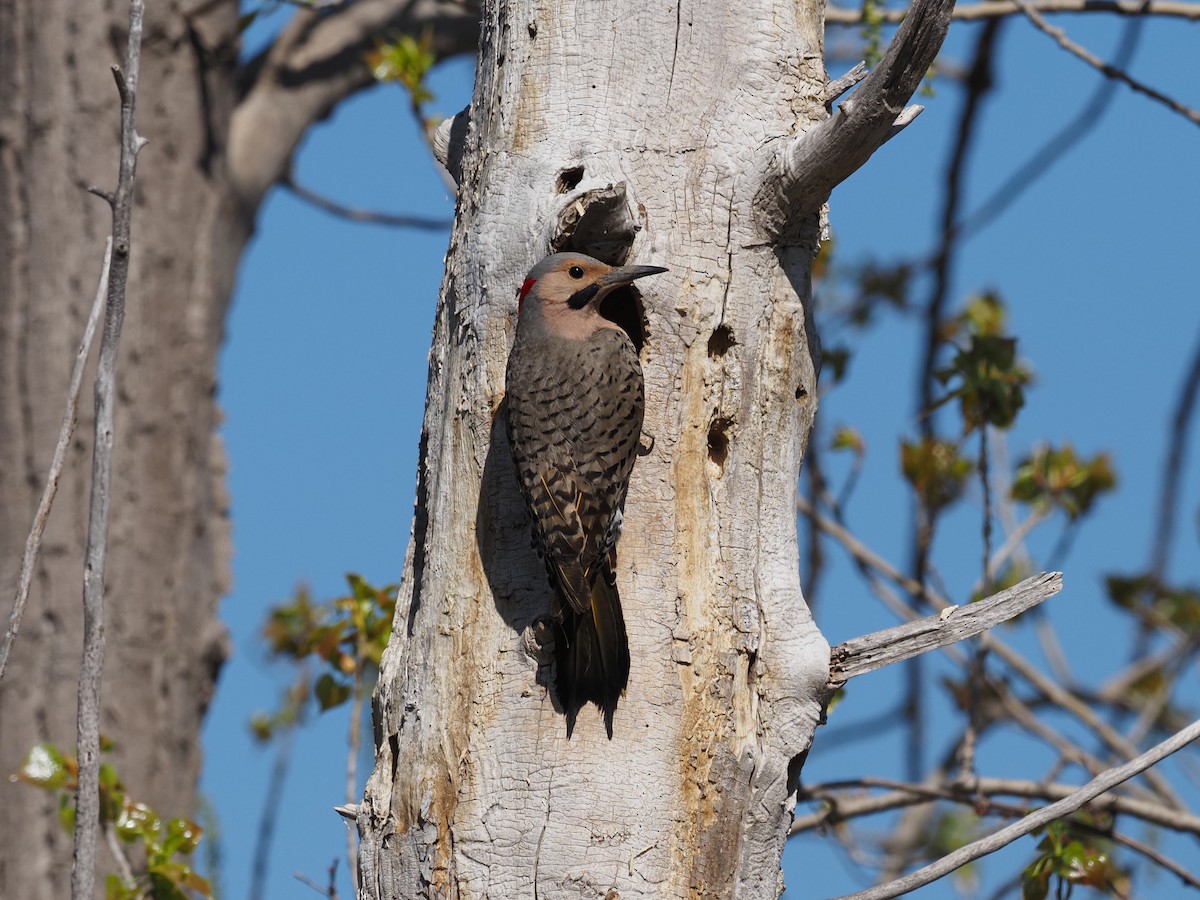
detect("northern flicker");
top-left (505, 252), bottom-right (667, 737)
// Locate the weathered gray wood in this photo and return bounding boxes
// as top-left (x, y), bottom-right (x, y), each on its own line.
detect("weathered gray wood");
top-left (754, 0), bottom-right (955, 238)
top-left (74, 9), bottom-right (148, 893)
top-left (358, 0), bottom-right (952, 897)
top-left (829, 573), bottom-right (1063, 687)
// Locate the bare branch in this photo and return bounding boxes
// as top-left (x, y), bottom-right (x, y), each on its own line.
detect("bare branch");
top-left (1109, 830), bottom-right (1200, 890)
top-left (826, 0), bottom-right (1200, 22)
top-left (793, 774), bottom-right (1200, 836)
top-left (73, 1), bottom-right (147, 895)
top-left (823, 62), bottom-right (869, 104)
top-left (754, 0), bottom-right (954, 236)
top-left (1151, 323), bottom-right (1200, 579)
top-left (1013, 0), bottom-right (1200, 126)
top-left (281, 175), bottom-right (452, 230)
top-left (0, 239), bottom-right (111, 682)
top-left (800, 497), bottom-right (1188, 808)
top-left (829, 573), bottom-right (1063, 686)
top-left (228, 0), bottom-right (480, 210)
top-left (832, 717), bottom-right (1200, 899)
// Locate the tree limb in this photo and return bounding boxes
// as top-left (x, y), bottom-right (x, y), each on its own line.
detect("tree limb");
top-left (1013, 0), bottom-right (1200, 126)
top-left (830, 716), bottom-right (1200, 899)
top-left (73, 4), bottom-right (148, 896)
top-left (1150, 323), bottom-right (1200, 580)
top-left (753, 0), bottom-right (954, 237)
top-left (800, 497), bottom-right (1187, 808)
top-left (792, 775), bottom-right (1200, 836)
top-left (228, 0), bottom-right (479, 210)
top-left (0, 240), bottom-right (111, 683)
top-left (281, 174), bottom-right (452, 229)
top-left (829, 572), bottom-right (1062, 687)
top-left (826, 0), bottom-right (1200, 23)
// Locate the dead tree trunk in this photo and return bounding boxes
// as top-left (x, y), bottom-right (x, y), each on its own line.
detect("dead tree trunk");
top-left (359, 0), bottom-right (951, 896)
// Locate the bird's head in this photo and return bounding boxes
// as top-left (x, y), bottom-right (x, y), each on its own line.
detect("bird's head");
top-left (516, 252), bottom-right (667, 338)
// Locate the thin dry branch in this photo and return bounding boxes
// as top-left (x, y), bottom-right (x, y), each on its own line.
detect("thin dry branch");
top-left (1151, 323), bottom-right (1200, 579)
top-left (0, 240), bottom-right (111, 683)
top-left (831, 717), bottom-right (1200, 899)
top-left (800, 498), bottom-right (1187, 808)
top-left (281, 175), bottom-right (452, 230)
top-left (829, 573), bottom-right (1062, 686)
top-left (792, 775), bottom-right (1200, 836)
top-left (826, 0), bottom-right (1200, 22)
top-left (754, 0), bottom-right (954, 235)
top-left (1013, 0), bottom-right (1200, 126)
top-left (73, 4), bottom-right (147, 895)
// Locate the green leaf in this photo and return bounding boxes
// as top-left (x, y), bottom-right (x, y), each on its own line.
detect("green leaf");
top-left (13, 742), bottom-right (72, 790)
top-left (314, 673), bottom-right (352, 711)
top-left (830, 425), bottom-right (864, 454)
top-left (105, 872), bottom-right (139, 900)
top-left (58, 793), bottom-right (76, 834)
top-left (163, 817), bottom-right (204, 858)
top-left (937, 335), bottom-right (1030, 431)
top-left (961, 291), bottom-right (1007, 337)
top-left (1012, 443), bottom-right (1115, 520)
top-left (901, 438), bottom-right (973, 513)
top-left (98, 763), bottom-right (127, 824)
top-left (1106, 572), bottom-right (1200, 635)
top-left (117, 800), bottom-right (160, 845)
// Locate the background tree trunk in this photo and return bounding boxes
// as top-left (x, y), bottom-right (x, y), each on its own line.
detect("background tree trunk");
top-left (358, 2), bottom-right (846, 896)
top-left (0, 2), bottom-right (244, 895)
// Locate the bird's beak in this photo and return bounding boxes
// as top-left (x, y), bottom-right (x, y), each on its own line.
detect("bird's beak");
top-left (596, 264), bottom-right (669, 289)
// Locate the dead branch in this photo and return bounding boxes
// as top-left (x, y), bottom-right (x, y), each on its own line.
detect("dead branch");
top-left (826, 0), bottom-right (1200, 23)
top-left (801, 496), bottom-right (1188, 808)
top-left (830, 717), bottom-right (1200, 899)
top-left (73, 3), bottom-right (148, 895)
top-left (793, 774), bottom-right (1200, 836)
top-left (0, 240), bottom-right (111, 683)
top-left (1013, 0), bottom-right (1200, 126)
top-left (281, 174), bottom-right (451, 230)
top-left (829, 573), bottom-right (1062, 687)
top-left (754, 0), bottom-right (954, 236)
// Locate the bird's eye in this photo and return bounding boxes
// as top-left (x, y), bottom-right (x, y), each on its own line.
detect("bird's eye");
top-left (568, 265), bottom-right (585, 279)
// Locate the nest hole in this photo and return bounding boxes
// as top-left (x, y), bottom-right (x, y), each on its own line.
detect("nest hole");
top-left (707, 417), bottom-right (733, 471)
top-left (556, 166), bottom-right (585, 193)
top-left (708, 324), bottom-right (736, 358)
top-left (599, 287), bottom-right (647, 353)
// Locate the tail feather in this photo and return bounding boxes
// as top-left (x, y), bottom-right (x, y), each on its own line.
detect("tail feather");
top-left (557, 557), bottom-right (629, 738)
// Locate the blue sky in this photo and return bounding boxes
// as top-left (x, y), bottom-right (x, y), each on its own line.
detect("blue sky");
top-left (202, 8), bottom-right (1199, 898)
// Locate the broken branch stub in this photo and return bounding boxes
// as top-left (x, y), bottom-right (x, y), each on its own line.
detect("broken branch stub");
top-left (828, 572), bottom-right (1064, 689)
top-left (753, 0), bottom-right (955, 239)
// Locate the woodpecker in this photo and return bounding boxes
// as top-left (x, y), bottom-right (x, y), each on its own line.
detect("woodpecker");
top-left (505, 252), bottom-right (667, 737)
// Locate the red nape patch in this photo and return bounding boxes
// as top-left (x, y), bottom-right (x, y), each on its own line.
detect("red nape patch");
top-left (518, 278), bottom-right (536, 310)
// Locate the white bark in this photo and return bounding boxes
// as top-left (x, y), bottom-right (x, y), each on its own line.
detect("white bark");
top-left (360, 0), bottom-right (951, 897)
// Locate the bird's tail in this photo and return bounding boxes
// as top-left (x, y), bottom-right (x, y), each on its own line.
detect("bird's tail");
top-left (557, 554), bottom-right (630, 739)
